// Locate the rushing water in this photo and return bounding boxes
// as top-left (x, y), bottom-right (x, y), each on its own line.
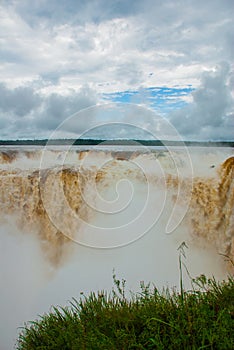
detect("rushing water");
top-left (0, 145), bottom-right (233, 349)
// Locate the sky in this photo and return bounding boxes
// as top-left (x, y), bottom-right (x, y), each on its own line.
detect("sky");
top-left (0, 0), bottom-right (233, 140)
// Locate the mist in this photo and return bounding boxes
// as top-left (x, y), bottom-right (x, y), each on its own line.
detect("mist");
top-left (0, 213), bottom-right (226, 349)
top-left (1, 146), bottom-right (233, 349)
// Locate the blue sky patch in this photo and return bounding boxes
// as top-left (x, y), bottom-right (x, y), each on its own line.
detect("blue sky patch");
top-left (102, 86), bottom-right (195, 115)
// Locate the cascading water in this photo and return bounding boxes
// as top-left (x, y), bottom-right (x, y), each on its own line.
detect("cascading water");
top-left (0, 145), bottom-right (233, 349)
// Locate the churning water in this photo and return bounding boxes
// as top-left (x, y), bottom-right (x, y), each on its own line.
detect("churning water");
top-left (0, 145), bottom-right (233, 349)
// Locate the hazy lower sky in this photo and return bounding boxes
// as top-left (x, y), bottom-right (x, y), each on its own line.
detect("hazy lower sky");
top-left (0, 0), bottom-right (233, 140)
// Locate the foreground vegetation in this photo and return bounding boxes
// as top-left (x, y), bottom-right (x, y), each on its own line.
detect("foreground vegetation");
top-left (17, 272), bottom-right (233, 350)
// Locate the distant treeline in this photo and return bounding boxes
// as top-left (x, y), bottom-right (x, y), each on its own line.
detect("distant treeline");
top-left (0, 139), bottom-right (233, 147)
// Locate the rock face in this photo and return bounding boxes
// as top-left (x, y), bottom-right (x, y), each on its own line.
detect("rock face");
top-left (0, 147), bottom-right (233, 271)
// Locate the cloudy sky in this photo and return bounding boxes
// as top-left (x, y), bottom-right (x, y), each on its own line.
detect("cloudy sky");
top-left (0, 0), bottom-right (233, 140)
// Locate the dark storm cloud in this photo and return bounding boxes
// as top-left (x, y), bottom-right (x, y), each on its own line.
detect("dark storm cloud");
top-left (169, 62), bottom-right (234, 140)
top-left (36, 86), bottom-right (97, 131)
top-left (0, 83), bottom-right (97, 138)
top-left (0, 83), bottom-right (41, 117)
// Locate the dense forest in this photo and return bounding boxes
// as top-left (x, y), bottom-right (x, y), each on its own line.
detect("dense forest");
top-left (0, 139), bottom-right (233, 147)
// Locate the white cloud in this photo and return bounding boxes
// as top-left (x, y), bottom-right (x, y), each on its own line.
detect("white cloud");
top-left (0, 0), bottom-right (233, 139)
top-left (1, 1), bottom-right (233, 89)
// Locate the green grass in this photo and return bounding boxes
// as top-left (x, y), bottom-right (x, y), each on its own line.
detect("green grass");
top-left (17, 272), bottom-right (234, 350)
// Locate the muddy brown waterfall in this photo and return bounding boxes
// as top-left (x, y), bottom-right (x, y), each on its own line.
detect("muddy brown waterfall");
top-left (0, 145), bottom-right (233, 349)
top-left (0, 146), bottom-right (233, 270)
